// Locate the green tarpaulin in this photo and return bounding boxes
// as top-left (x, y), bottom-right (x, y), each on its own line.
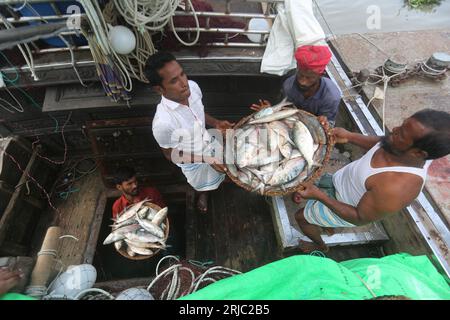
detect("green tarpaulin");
top-left (0, 293), bottom-right (35, 300)
top-left (180, 253), bottom-right (450, 300)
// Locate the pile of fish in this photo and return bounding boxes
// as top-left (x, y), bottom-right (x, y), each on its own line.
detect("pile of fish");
top-left (103, 199), bottom-right (169, 257)
top-left (226, 101), bottom-right (328, 195)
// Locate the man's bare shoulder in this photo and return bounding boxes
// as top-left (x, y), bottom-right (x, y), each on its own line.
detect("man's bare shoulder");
top-left (365, 171), bottom-right (423, 211)
top-left (367, 170), bottom-right (423, 189)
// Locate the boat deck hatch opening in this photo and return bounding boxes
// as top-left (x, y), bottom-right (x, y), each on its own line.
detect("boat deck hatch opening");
top-left (91, 196), bottom-right (186, 282)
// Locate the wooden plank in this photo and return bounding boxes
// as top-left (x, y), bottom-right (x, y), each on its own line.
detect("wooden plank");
top-left (0, 147), bottom-right (38, 246)
top-left (185, 187), bottom-right (197, 260)
top-left (83, 190), bottom-right (109, 265)
top-left (381, 210), bottom-right (432, 257)
top-left (187, 183), bottom-right (280, 272)
top-left (55, 170), bottom-right (106, 267)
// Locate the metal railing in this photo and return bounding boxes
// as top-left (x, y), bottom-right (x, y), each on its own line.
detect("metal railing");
top-left (0, 0), bottom-right (280, 80)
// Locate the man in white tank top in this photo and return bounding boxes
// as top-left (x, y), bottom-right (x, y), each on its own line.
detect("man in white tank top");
top-left (294, 109), bottom-right (450, 253)
top-left (145, 52), bottom-right (235, 213)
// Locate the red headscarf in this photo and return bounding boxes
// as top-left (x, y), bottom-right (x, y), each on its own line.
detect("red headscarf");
top-left (295, 45), bottom-right (332, 75)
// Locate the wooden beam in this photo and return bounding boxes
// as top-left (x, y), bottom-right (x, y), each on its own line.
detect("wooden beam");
top-left (82, 191), bottom-right (107, 265)
top-left (0, 148), bottom-right (39, 246)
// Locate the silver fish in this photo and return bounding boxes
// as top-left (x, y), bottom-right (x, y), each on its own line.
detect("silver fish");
top-left (238, 139), bottom-right (281, 168)
top-left (103, 224), bottom-right (140, 245)
top-left (111, 218), bottom-right (137, 230)
top-left (137, 206), bottom-right (149, 219)
top-left (136, 216), bottom-right (164, 238)
top-left (248, 108), bottom-right (299, 125)
top-left (103, 232), bottom-right (125, 245)
top-left (226, 164), bottom-right (239, 177)
top-left (152, 207), bottom-right (168, 226)
top-left (267, 158), bottom-right (306, 186)
top-left (126, 246), bottom-right (136, 257)
top-left (236, 143), bottom-right (259, 168)
top-left (247, 167), bottom-right (272, 185)
top-left (146, 208), bottom-right (157, 220)
top-left (281, 170), bottom-right (308, 190)
top-left (114, 240), bottom-right (124, 251)
top-left (279, 135), bottom-right (293, 159)
top-left (252, 99), bottom-right (292, 120)
top-left (124, 239), bottom-right (165, 249)
top-left (298, 113), bottom-right (327, 145)
top-left (293, 121), bottom-right (320, 170)
top-left (116, 199), bottom-right (149, 223)
top-left (258, 124), bottom-right (278, 153)
top-left (127, 243), bottom-right (153, 256)
top-left (125, 230), bottom-right (164, 244)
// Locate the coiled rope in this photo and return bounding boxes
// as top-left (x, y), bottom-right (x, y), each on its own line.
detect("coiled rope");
top-left (113, 0), bottom-right (200, 47)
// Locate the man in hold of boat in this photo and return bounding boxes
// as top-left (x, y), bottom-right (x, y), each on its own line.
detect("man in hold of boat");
top-left (146, 51), bottom-right (235, 214)
top-left (251, 45), bottom-right (341, 126)
top-left (294, 109), bottom-right (450, 253)
top-left (0, 268), bottom-right (23, 297)
top-left (112, 166), bottom-right (165, 220)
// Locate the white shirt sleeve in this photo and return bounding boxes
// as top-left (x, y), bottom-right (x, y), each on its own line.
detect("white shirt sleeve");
top-left (152, 121), bottom-right (179, 149)
top-left (189, 80), bottom-right (203, 99)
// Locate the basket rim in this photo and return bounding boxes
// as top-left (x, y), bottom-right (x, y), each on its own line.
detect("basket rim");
top-left (116, 202), bottom-right (169, 260)
top-left (224, 107), bottom-right (335, 196)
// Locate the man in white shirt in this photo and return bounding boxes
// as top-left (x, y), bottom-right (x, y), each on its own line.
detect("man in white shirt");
top-left (146, 52), bottom-right (234, 213)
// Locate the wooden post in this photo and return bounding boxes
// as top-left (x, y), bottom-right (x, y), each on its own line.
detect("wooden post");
top-left (25, 226), bottom-right (62, 298)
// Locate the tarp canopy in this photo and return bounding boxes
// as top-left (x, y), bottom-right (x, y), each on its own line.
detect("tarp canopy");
top-left (180, 253), bottom-right (450, 300)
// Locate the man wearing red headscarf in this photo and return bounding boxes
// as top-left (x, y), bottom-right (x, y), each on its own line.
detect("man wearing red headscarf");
top-left (251, 45), bottom-right (342, 205)
top-left (251, 45), bottom-right (341, 125)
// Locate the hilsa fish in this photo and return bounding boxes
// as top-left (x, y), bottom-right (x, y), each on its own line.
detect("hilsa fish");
top-left (252, 99), bottom-right (292, 120)
top-left (115, 198), bottom-right (149, 223)
top-left (248, 109), bottom-right (299, 125)
top-left (292, 121), bottom-right (321, 170)
top-left (267, 158), bottom-right (306, 186)
top-left (152, 207), bottom-right (168, 226)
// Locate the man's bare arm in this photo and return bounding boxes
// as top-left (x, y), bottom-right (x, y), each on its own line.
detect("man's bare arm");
top-left (205, 113), bottom-right (219, 127)
top-left (161, 147), bottom-right (207, 164)
top-left (332, 127), bottom-right (381, 151)
top-left (315, 191), bottom-right (380, 226)
top-left (315, 176), bottom-right (421, 226)
top-left (160, 147), bottom-right (225, 173)
top-left (205, 113), bottom-right (235, 131)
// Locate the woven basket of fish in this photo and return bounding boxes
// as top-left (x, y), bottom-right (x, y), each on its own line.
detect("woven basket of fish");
top-left (103, 200), bottom-right (169, 260)
top-left (224, 101), bottom-right (334, 196)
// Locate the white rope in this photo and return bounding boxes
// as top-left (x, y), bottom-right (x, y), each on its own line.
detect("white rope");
top-left (23, 4), bottom-right (88, 87)
top-left (420, 60), bottom-right (447, 76)
top-left (113, 0), bottom-right (200, 46)
top-left (7, 0), bottom-right (28, 12)
top-left (74, 288), bottom-right (115, 300)
top-left (146, 263), bottom-right (182, 293)
top-left (37, 249), bottom-right (57, 258)
top-left (103, 1), bottom-right (156, 83)
top-left (59, 235), bottom-right (79, 241)
top-left (191, 266), bottom-right (241, 293)
top-left (0, 14), bottom-right (37, 81)
top-left (79, 0), bottom-right (133, 93)
top-left (113, 0), bottom-right (180, 31)
top-left (169, 0), bottom-right (200, 47)
top-left (155, 255), bottom-right (180, 275)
